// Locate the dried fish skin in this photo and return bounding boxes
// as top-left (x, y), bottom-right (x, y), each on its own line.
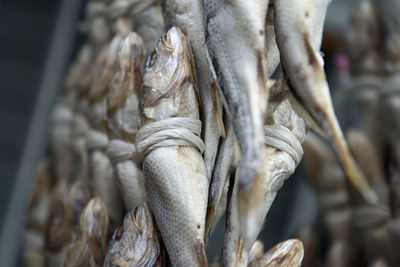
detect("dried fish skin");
top-left (107, 33), bottom-right (146, 143)
top-left (50, 104), bottom-right (74, 181)
top-left (85, 0), bottom-right (111, 52)
top-left (131, 0), bottom-right (165, 57)
top-left (106, 33), bottom-right (147, 210)
top-left (346, 129), bottom-right (389, 205)
top-left (344, 0), bottom-right (386, 156)
top-left (248, 239), bottom-right (304, 267)
top-left (46, 181), bottom-right (91, 267)
top-left (203, 0), bottom-right (269, 190)
top-left (265, 2), bottom-right (280, 78)
top-left (88, 35), bottom-right (124, 130)
top-left (242, 79), bottom-right (307, 250)
top-left (348, 0), bottom-right (383, 75)
top-left (138, 26), bottom-right (208, 266)
top-left (24, 159), bottom-right (54, 267)
top-left (162, 0), bottom-right (225, 181)
top-left (205, 122), bottom-right (235, 245)
top-left (65, 197), bottom-right (109, 267)
top-left (86, 33), bottom-right (126, 229)
top-left (51, 45), bottom-right (94, 182)
top-left (274, 0), bottom-right (377, 203)
top-left (104, 204), bottom-right (165, 266)
top-left (88, 147), bottom-right (124, 229)
top-left (70, 114), bottom-right (90, 183)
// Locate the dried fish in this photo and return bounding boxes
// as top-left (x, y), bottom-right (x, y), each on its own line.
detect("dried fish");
top-left (46, 181), bottom-right (91, 267)
top-left (265, 2), bottom-right (280, 78)
top-left (346, 128), bottom-right (388, 204)
top-left (106, 32), bottom-right (147, 210)
top-left (346, 129), bottom-right (399, 266)
top-left (205, 121), bottom-right (236, 245)
top-left (162, 0), bottom-right (225, 182)
top-left (203, 1), bottom-right (271, 258)
top-left (103, 203), bottom-right (165, 266)
top-left (203, 0), bottom-right (268, 189)
top-left (274, 0), bottom-right (377, 203)
top-left (248, 240), bottom-right (264, 263)
top-left (136, 27), bottom-right (208, 266)
top-left (131, 0), bottom-right (165, 56)
top-left (51, 45), bottom-right (92, 181)
top-left (65, 197), bottom-right (109, 267)
top-left (344, 0), bottom-right (385, 156)
top-left (222, 173), bottom-right (245, 266)
top-left (86, 34), bottom-right (125, 228)
top-left (24, 159), bottom-right (54, 267)
top-left (248, 239), bottom-right (304, 267)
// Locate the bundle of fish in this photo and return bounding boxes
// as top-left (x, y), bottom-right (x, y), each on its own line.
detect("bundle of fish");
top-left (297, 1), bottom-right (400, 266)
top-left (23, 0), bottom-right (382, 266)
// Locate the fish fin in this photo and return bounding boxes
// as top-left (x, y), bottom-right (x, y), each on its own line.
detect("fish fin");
top-left (196, 240), bottom-right (208, 267)
top-left (212, 82), bottom-right (226, 138)
top-left (285, 84), bottom-right (327, 139)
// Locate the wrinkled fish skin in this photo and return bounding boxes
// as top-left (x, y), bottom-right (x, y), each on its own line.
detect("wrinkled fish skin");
top-left (248, 239), bottom-right (304, 267)
top-left (139, 27), bottom-right (208, 266)
top-left (345, 0), bottom-right (385, 157)
top-left (274, 0), bottom-right (377, 203)
top-left (203, 0), bottom-right (269, 193)
top-left (87, 34), bottom-right (125, 228)
top-left (252, 79), bottom-right (307, 241)
top-left (106, 33), bottom-right (147, 210)
top-left (24, 159), bottom-right (54, 267)
top-left (104, 203), bottom-right (165, 267)
top-left (131, 0), bottom-right (165, 57)
top-left (203, 1), bottom-right (271, 257)
top-left (46, 181), bottom-right (91, 267)
top-left (65, 197), bottom-right (109, 267)
top-left (205, 123), bottom-right (235, 245)
top-left (162, 0), bottom-right (225, 181)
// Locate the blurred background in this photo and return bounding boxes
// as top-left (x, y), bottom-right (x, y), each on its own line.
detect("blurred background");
top-left (0, 0), bottom-right (390, 266)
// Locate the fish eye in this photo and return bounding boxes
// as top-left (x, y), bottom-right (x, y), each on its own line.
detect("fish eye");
top-left (146, 49), bottom-right (157, 68)
top-left (162, 34), bottom-right (168, 43)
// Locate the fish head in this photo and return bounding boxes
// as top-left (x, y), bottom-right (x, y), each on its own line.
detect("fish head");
top-left (109, 204), bottom-right (164, 266)
top-left (140, 26), bottom-right (199, 125)
top-left (107, 33), bottom-right (146, 115)
top-left (79, 197), bottom-right (109, 239)
top-left (89, 35), bottom-right (123, 102)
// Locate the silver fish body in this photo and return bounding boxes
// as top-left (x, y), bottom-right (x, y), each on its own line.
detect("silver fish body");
top-left (162, 0), bottom-right (225, 181)
top-left (138, 27), bottom-right (208, 266)
top-left (274, 0), bottom-right (377, 203)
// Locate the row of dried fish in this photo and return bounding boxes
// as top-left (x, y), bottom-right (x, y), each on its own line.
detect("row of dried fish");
top-left (23, 0), bottom-right (379, 266)
top-left (298, 1), bottom-right (400, 266)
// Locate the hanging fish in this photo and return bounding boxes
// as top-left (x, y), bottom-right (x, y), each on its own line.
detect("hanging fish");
top-left (136, 27), bottom-right (208, 266)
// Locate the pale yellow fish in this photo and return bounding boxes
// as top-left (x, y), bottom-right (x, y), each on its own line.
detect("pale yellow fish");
top-left (138, 26), bottom-right (208, 266)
